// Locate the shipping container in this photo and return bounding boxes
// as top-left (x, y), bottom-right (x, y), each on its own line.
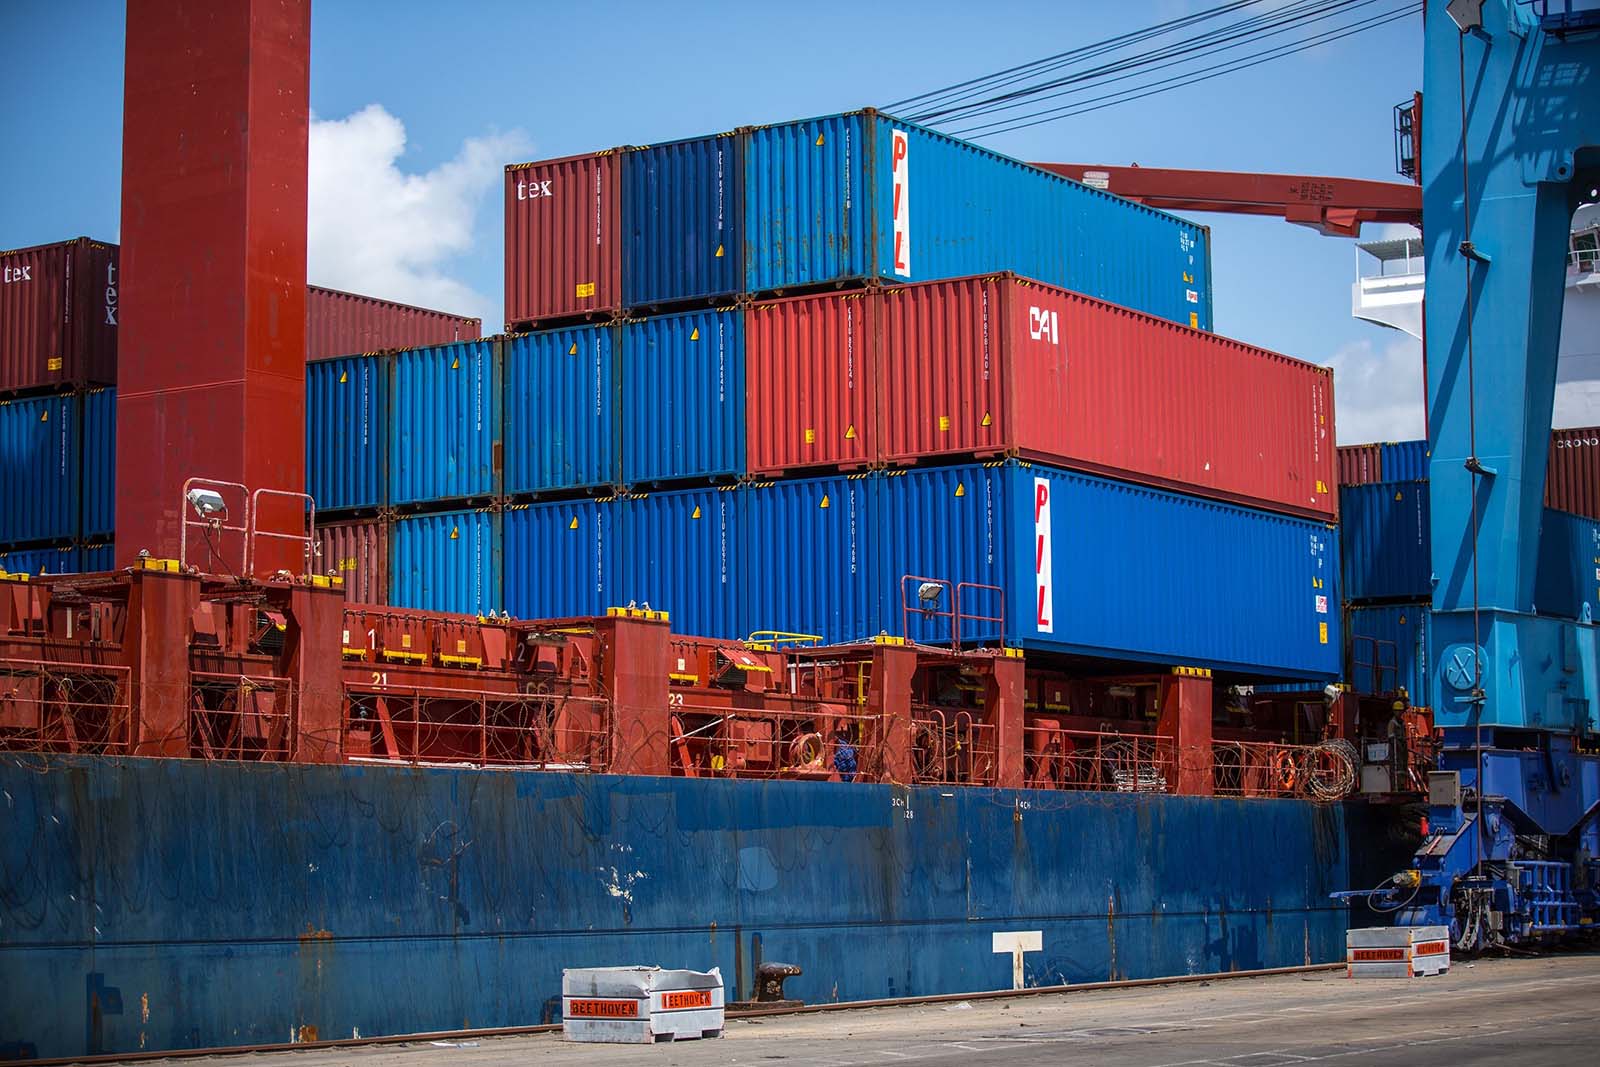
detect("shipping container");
top-left (743, 111), bottom-right (1213, 329)
top-left (504, 152), bottom-right (623, 326)
top-left (618, 487), bottom-right (741, 640)
top-left (315, 518), bottom-right (389, 604)
top-left (503, 326), bottom-right (618, 494)
top-left (874, 462), bottom-right (1341, 679)
top-left (305, 285), bottom-right (480, 362)
top-left (0, 393), bottom-right (79, 544)
top-left (1548, 426), bottom-right (1600, 520)
top-left (743, 474), bottom-right (874, 645)
top-left (1340, 481), bottom-right (1432, 602)
top-left (1380, 439), bottom-right (1429, 482)
top-left (745, 291), bottom-right (877, 475)
top-left (306, 354), bottom-right (389, 512)
top-left (1337, 443), bottom-right (1383, 486)
top-left (622, 135), bottom-right (743, 308)
top-left (80, 386), bottom-right (115, 538)
top-left (0, 238), bottom-right (118, 394)
top-left (79, 540), bottom-right (114, 573)
top-left (390, 341), bottom-right (501, 505)
top-left (1346, 602), bottom-right (1431, 704)
top-left (873, 274), bottom-right (1335, 519)
top-left (621, 308), bottom-right (744, 485)
top-left (1535, 508), bottom-right (1600, 621)
top-left (390, 508), bottom-right (502, 615)
top-left (503, 499), bottom-right (615, 620)
top-left (0, 544), bottom-right (80, 577)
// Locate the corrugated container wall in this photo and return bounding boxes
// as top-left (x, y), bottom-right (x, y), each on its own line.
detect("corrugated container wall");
top-left (306, 355), bottom-right (389, 512)
top-left (1345, 603), bottom-right (1431, 704)
top-left (304, 286), bottom-right (480, 362)
top-left (390, 341), bottom-right (501, 505)
top-left (0, 394), bottom-right (79, 544)
top-left (621, 308), bottom-right (744, 485)
top-left (390, 509), bottom-right (502, 615)
top-left (0, 544), bottom-right (80, 576)
top-left (1337, 443), bottom-right (1383, 486)
top-left (0, 238), bottom-right (118, 394)
top-left (1379, 440), bottom-right (1429, 482)
top-left (504, 326), bottom-right (618, 495)
top-left (874, 275), bottom-right (1335, 519)
top-left (1535, 508), bottom-right (1600, 621)
top-left (745, 292), bottom-right (876, 475)
top-left (315, 519), bottom-right (389, 604)
top-left (504, 152), bottom-right (622, 326)
top-left (874, 462), bottom-right (1341, 679)
top-left (504, 499), bottom-right (615, 620)
top-left (742, 112), bottom-right (1212, 329)
top-left (79, 541), bottom-right (114, 572)
top-left (1548, 427), bottom-right (1600, 520)
top-left (618, 488), bottom-right (741, 640)
top-left (623, 136), bottom-right (743, 307)
top-left (743, 475), bottom-right (874, 645)
top-left (1340, 482), bottom-right (1432, 602)
top-left (80, 386), bottom-right (115, 539)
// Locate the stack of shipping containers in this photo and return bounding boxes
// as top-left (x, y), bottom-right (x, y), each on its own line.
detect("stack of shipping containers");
top-left (1335, 431), bottom-right (1600, 705)
top-left (487, 110), bottom-right (1345, 683)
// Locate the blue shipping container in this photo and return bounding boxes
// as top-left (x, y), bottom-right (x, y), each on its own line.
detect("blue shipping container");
top-left (80, 387), bottom-right (115, 538)
top-left (307, 354), bottom-right (389, 512)
top-left (1380, 440), bottom-right (1429, 482)
top-left (618, 487), bottom-right (741, 640)
top-left (1346, 602), bottom-right (1431, 704)
top-left (875, 462), bottom-right (1341, 679)
top-left (0, 544), bottom-right (80, 577)
top-left (79, 541), bottom-right (114, 572)
top-left (504, 326), bottom-right (618, 494)
top-left (743, 111), bottom-right (1213, 330)
top-left (744, 474), bottom-right (874, 645)
top-left (1535, 508), bottom-right (1600, 621)
top-left (621, 308), bottom-right (744, 485)
top-left (504, 499), bottom-right (615, 620)
top-left (623, 135), bottom-right (743, 307)
top-left (390, 509), bottom-right (502, 616)
top-left (390, 341), bottom-right (501, 505)
top-left (1340, 481), bottom-right (1432, 602)
top-left (0, 394), bottom-right (79, 544)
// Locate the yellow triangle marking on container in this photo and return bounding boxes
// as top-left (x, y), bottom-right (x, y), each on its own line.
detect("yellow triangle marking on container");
top-left (1394, 491), bottom-right (1403, 501)
top-left (40, 410), bottom-right (48, 422)
top-left (569, 516), bottom-right (580, 530)
top-left (339, 371), bottom-right (348, 383)
top-left (820, 494), bottom-right (831, 509)
top-left (815, 133), bottom-right (825, 146)
top-left (450, 356), bottom-right (460, 370)
top-left (450, 526), bottom-right (459, 540)
top-left (690, 327), bottom-right (701, 341)
top-left (691, 505), bottom-right (703, 520)
top-left (981, 412), bottom-right (992, 427)
top-left (714, 245), bottom-right (724, 258)
top-left (569, 342), bottom-right (578, 355)
top-left (844, 424), bottom-right (857, 440)
top-left (955, 483), bottom-right (966, 498)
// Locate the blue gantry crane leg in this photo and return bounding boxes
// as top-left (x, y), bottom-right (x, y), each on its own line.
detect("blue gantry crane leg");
top-left (1334, 0), bottom-right (1600, 950)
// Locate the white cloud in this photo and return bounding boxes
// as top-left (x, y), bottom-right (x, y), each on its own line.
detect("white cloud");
top-left (1323, 333), bottom-right (1426, 444)
top-left (307, 105), bottom-right (529, 325)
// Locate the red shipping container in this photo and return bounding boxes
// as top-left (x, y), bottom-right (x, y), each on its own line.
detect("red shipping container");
top-left (1338, 443), bottom-right (1384, 486)
top-left (1547, 426), bottom-right (1600, 520)
top-left (305, 285), bottom-right (479, 360)
top-left (0, 237), bottom-right (119, 394)
top-left (875, 274), bottom-right (1337, 521)
top-left (316, 518), bottom-right (389, 604)
top-left (746, 291), bottom-right (877, 476)
top-left (504, 151), bottom-right (622, 328)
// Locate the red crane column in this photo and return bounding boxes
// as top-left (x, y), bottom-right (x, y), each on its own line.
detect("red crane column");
top-left (117, 0), bottom-right (310, 572)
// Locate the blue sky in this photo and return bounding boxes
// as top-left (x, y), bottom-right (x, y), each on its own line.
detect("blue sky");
top-left (0, 1), bottom-right (1426, 440)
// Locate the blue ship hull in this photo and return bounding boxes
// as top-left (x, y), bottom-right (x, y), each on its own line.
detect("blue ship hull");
top-left (1, 756), bottom-right (1362, 1059)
